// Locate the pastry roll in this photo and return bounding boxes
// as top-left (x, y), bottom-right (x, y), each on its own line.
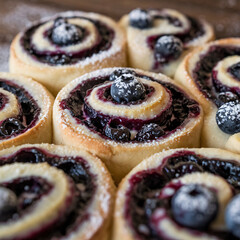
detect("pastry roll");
top-left (53, 67), bottom-right (203, 183)
top-left (10, 11), bottom-right (126, 95)
top-left (0, 144), bottom-right (115, 240)
top-left (119, 8), bottom-right (214, 77)
top-left (175, 38), bottom-right (240, 153)
top-left (113, 148), bottom-right (240, 240)
top-left (0, 73), bottom-right (53, 149)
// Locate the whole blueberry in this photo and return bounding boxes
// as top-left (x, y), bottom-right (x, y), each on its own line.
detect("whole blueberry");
top-left (0, 187), bottom-right (17, 221)
top-left (171, 184), bottom-right (218, 229)
top-left (110, 75), bottom-right (146, 103)
top-left (135, 123), bottom-right (164, 141)
top-left (154, 35), bottom-right (183, 63)
top-left (225, 194), bottom-right (240, 238)
top-left (229, 62), bottom-right (240, 80)
top-left (109, 69), bottom-right (135, 81)
top-left (216, 101), bottom-right (240, 134)
top-left (129, 8), bottom-right (153, 29)
top-left (104, 124), bottom-right (131, 142)
top-left (217, 92), bottom-right (239, 106)
top-left (51, 18), bottom-right (83, 46)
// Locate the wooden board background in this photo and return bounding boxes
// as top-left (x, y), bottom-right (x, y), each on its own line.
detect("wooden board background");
top-left (0, 0), bottom-right (239, 71)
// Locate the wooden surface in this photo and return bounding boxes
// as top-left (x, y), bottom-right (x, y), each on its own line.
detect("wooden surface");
top-left (0, 0), bottom-right (240, 71)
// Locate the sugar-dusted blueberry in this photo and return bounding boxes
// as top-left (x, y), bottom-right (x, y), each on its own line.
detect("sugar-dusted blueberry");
top-left (104, 124), bottom-right (131, 142)
top-left (51, 17), bottom-right (83, 46)
top-left (217, 91), bottom-right (239, 106)
top-left (0, 118), bottom-right (25, 136)
top-left (129, 8), bottom-right (153, 29)
top-left (154, 35), bottom-right (183, 63)
top-left (135, 123), bottom-right (164, 141)
top-left (109, 69), bottom-right (135, 81)
top-left (171, 184), bottom-right (218, 229)
top-left (229, 62), bottom-right (240, 80)
top-left (216, 101), bottom-right (240, 134)
top-left (110, 75), bottom-right (146, 103)
top-left (0, 187), bottom-right (17, 221)
top-left (225, 194), bottom-right (240, 238)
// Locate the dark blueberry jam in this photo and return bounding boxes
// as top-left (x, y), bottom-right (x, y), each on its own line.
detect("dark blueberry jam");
top-left (0, 92), bottom-right (8, 111)
top-left (0, 147), bottom-right (96, 239)
top-left (126, 150), bottom-right (240, 240)
top-left (21, 16), bottom-right (115, 65)
top-left (147, 16), bottom-right (205, 68)
top-left (0, 176), bottom-right (53, 222)
top-left (193, 46), bottom-right (240, 107)
top-left (0, 79), bottom-right (40, 139)
top-left (60, 73), bottom-right (200, 142)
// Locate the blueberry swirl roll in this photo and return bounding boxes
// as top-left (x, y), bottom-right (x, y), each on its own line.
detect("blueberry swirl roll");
top-left (0, 144), bottom-right (115, 240)
top-left (175, 38), bottom-right (240, 152)
top-left (114, 148), bottom-right (240, 240)
top-left (0, 73), bottom-right (53, 150)
top-left (119, 8), bottom-right (214, 77)
top-left (53, 68), bottom-right (203, 183)
top-left (10, 11), bottom-right (126, 95)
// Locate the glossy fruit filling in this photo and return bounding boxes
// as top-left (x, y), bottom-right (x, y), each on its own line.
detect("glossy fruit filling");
top-left (0, 147), bottom-right (96, 239)
top-left (0, 79), bottom-right (40, 139)
top-left (60, 73), bottom-right (200, 142)
top-left (21, 17), bottom-right (114, 65)
top-left (125, 150), bottom-right (240, 240)
top-left (193, 46), bottom-right (240, 106)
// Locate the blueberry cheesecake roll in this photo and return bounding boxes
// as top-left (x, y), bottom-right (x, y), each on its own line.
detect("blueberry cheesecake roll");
top-left (113, 148), bottom-right (240, 240)
top-left (0, 143), bottom-right (115, 240)
top-left (175, 38), bottom-right (240, 152)
top-left (53, 67), bottom-right (203, 183)
top-left (10, 11), bottom-right (126, 95)
top-left (119, 8), bottom-right (214, 77)
top-left (0, 73), bottom-right (53, 150)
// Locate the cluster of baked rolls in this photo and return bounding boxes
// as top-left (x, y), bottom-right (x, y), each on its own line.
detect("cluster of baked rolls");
top-left (0, 7), bottom-right (238, 240)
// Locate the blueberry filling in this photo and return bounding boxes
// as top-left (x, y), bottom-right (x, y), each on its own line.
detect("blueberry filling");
top-left (0, 93), bottom-right (8, 111)
top-left (193, 46), bottom-right (240, 105)
top-left (147, 16), bottom-right (205, 68)
top-left (22, 16), bottom-right (114, 65)
top-left (0, 79), bottom-right (40, 139)
top-left (104, 124), bottom-right (131, 142)
top-left (0, 147), bottom-right (96, 239)
top-left (228, 62), bottom-right (240, 80)
top-left (0, 177), bottom-right (53, 222)
top-left (60, 72), bottom-right (200, 142)
top-left (172, 184), bottom-right (218, 229)
top-left (125, 150), bottom-right (240, 240)
top-left (135, 123), bottom-right (165, 141)
top-left (50, 17), bottom-right (84, 46)
top-left (0, 187), bottom-right (17, 221)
